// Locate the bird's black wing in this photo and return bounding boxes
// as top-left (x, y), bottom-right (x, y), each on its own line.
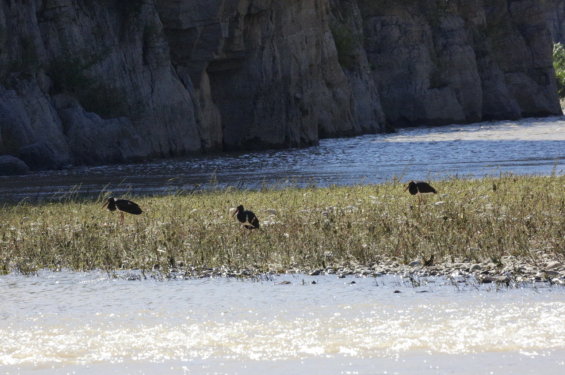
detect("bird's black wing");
top-left (116, 199), bottom-right (143, 215)
top-left (417, 182), bottom-right (437, 194)
top-left (245, 211), bottom-right (260, 229)
top-left (250, 214), bottom-right (260, 229)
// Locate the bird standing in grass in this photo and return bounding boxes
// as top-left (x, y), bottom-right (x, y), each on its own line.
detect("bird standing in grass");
top-left (102, 197), bottom-right (143, 224)
top-left (404, 181), bottom-right (437, 204)
top-left (232, 205), bottom-right (260, 232)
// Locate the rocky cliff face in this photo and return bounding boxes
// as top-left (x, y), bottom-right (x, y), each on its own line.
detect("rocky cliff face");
top-left (359, 0), bottom-right (560, 126)
top-left (0, 0), bottom-right (561, 174)
top-left (544, 0), bottom-right (565, 44)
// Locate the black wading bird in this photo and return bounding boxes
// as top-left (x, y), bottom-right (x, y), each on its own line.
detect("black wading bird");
top-left (232, 205), bottom-right (260, 232)
top-left (102, 197), bottom-right (143, 224)
top-left (404, 181), bottom-right (437, 204)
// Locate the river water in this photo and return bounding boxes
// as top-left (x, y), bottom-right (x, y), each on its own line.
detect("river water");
top-left (0, 116), bottom-right (564, 201)
top-left (2, 117), bottom-right (565, 374)
top-left (1, 272), bottom-right (565, 374)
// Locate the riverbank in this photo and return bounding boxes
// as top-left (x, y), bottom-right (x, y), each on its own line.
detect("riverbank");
top-left (1, 173), bottom-right (564, 283)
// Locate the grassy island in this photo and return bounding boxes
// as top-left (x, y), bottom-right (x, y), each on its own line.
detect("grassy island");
top-left (1, 174), bottom-right (564, 281)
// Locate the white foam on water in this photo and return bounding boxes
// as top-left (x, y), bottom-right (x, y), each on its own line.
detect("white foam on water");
top-left (1, 272), bottom-right (565, 373)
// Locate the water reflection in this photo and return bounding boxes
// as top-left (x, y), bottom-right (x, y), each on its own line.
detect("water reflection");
top-left (0, 116), bottom-right (563, 201)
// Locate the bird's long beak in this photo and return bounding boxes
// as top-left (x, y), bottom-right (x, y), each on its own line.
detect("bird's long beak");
top-left (101, 201), bottom-right (109, 209)
top-left (231, 208), bottom-right (239, 218)
top-left (403, 185), bottom-right (409, 193)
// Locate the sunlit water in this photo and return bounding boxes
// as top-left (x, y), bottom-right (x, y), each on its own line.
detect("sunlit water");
top-left (2, 272), bottom-right (565, 374)
top-left (2, 117), bottom-right (565, 373)
top-left (0, 117), bottom-right (564, 201)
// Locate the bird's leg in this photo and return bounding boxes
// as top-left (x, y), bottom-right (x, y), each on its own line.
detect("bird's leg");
top-left (120, 212), bottom-right (124, 225)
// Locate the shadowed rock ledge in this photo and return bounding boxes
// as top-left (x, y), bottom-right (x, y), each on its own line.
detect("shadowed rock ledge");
top-left (0, 0), bottom-right (561, 174)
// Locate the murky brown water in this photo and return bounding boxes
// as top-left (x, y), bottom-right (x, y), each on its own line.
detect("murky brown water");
top-left (0, 116), bottom-right (564, 201)
top-left (2, 272), bottom-right (565, 374)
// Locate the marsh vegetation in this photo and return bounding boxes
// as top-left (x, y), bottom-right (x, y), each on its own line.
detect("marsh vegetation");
top-left (1, 173), bottom-right (564, 278)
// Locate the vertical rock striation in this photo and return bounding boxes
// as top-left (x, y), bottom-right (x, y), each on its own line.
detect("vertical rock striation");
top-left (359, 0), bottom-right (560, 127)
top-left (0, 0), bottom-right (197, 169)
top-left (0, 0), bottom-right (561, 173)
top-left (544, 0), bottom-right (565, 44)
top-left (157, 0), bottom-right (384, 151)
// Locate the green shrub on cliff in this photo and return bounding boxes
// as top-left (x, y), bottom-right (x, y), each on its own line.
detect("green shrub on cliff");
top-left (83, 0), bottom-right (144, 18)
top-left (48, 54), bottom-right (95, 95)
top-left (48, 50), bottom-right (127, 119)
top-left (553, 43), bottom-right (565, 98)
top-left (115, 0), bottom-right (144, 18)
top-left (330, 23), bottom-right (360, 70)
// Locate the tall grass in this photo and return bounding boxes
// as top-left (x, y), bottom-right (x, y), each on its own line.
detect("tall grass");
top-left (0, 174), bottom-right (564, 275)
top-left (553, 43), bottom-right (565, 99)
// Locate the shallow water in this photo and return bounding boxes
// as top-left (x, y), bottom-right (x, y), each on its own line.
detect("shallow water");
top-left (2, 117), bottom-right (565, 373)
top-left (1, 272), bottom-right (565, 374)
top-left (1, 116), bottom-right (564, 201)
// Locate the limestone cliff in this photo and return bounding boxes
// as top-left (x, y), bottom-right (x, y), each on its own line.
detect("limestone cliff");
top-left (0, 0), bottom-right (561, 174)
top-left (359, 0), bottom-right (560, 126)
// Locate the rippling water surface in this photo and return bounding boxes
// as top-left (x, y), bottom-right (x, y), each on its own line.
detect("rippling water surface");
top-left (2, 118), bottom-right (565, 373)
top-left (2, 272), bottom-right (565, 374)
top-left (1, 117), bottom-right (564, 200)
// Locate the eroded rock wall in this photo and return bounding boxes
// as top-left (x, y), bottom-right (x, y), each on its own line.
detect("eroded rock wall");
top-left (544, 0), bottom-right (565, 44)
top-left (0, 0), bottom-right (561, 173)
top-left (0, 0), bottom-right (199, 169)
top-left (359, 0), bottom-right (560, 126)
top-left (157, 0), bottom-right (384, 151)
